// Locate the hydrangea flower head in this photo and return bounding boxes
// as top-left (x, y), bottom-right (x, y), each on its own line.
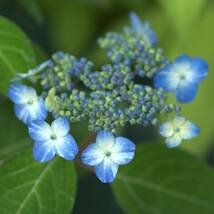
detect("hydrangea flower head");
top-left (8, 83), bottom-right (47, 124)
top-left (28, 117), bottom-right (78, 162)
top-left (154, 55), bottom-right (208, 103)
top-left (159, 116), bottom-right (200, 148)
top-left (81, 131), bottom-right (136, 183)
top-left (7, 12), bottom-right (207, 184)
top-left (129, 12), bottom-right (157, 45)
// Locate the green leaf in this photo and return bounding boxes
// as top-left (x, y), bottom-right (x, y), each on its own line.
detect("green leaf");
top-left (0, 148), bottom-right (77, 214)
top-left (158, 0), bottom-right (206, 40)
top-left (0, 16), bottom-right (36, 95)
top-left (112, 144), bottom-right (214, 214)
top-left (0, 99), bottom-right (28, 151)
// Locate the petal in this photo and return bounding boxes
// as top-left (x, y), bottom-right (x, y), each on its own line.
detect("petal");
top-left (142, 22), bottom-right (157, 45)
top-left (14, 98), bottom-right (47, 124)
top-left (33, 141), bottom-right (55, 162)
top-left (15, 104), bottom-right (31, 124)
top-left (81, 143), bottom-right (104, 166)
top-left (29, 120), bottom-right (52, 142)
top-left (176, 83), bottom-right (198, 103)
top-left (181, 121), bottom-right (200, 140)
top-left (8, 83), bottom-right (37, 104)
top-left (159, 121), bottom-right (174, 138)
top-left (12, 60), bottom-right (54, 81)
top-left (165, 135), bottom-right (182, 148)
top-left (129, 12), bottom-right (142, 30)
top-left (174, 54), bottom-right (190, 64)
top-left (96, 131), bottom-right (115, 148)
top-left (54, 134), bottom-right (78, 160)
top-left (129, 12), bottom-right (157, 45)
top-left (51, 117), bottom-right (70, 137)
top-left (111, 137), bottom-right (136, 165)
top-left (191, 57), bottom-right (208, 82)
top-left (36, 98), bottom-right (48, 121)
top-left (154, 64), bottom-right (179, 92)
top-left (172, 116), bottom-right (186, 127)
top-left (94, 158), bottom-right (119, 183)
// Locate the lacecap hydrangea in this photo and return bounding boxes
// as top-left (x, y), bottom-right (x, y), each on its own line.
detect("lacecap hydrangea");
top-left (8, 12), bottom-right (208, 183)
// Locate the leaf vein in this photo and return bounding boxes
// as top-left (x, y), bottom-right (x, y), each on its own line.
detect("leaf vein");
top-left (118, 175), bottom-right (214, 210)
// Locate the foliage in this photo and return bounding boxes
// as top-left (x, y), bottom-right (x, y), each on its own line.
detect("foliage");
top-left (0, 149), bottom-right (76, 214)
top-left (0, 16), bottom-right (36, 95)
top-left (113, 144), bottom-right (214, 214)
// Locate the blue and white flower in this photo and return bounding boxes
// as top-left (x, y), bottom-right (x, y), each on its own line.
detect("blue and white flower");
top-left (129, 12), bottom-right (157, 45)
top-left (159, 116), bottom-right (200, 148)
top-left (28, 117), bottom-right (78, 162)
top-left (154, 55), bottom-right (208, 103)
top-left (8, 83), bottom-right (47, 124)
top-left (81, 131), bottom-right (136, 183)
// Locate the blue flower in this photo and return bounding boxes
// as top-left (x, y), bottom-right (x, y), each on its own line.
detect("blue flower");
top-left (81, 131), bottom-right (136, 183)
top-left (8, 83), bottom-right (47, 124)
top-left (154, 55), bottom-right (208, 103)
top-left (159, 116), bottom-right (200, 148)
top-left (28, 117), bottom-right (78, 162)
top-left (129, 12), bottom-right (157, 45)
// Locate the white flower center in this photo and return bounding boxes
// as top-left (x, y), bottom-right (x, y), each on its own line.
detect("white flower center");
top-left (179, 74), bottom-right (186, 80)
top-left (175, 127), bottom-right (181, 133)
top-left (105, 151), bottom-right (112, 157)
top-left (173, 63), bottom-right (193, 84)
top-left (27, 99), bottom-right (34, 105)
top-left (50, 134), bottom-right (57, 140)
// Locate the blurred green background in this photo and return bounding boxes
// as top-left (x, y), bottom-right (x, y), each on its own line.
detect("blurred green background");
top-left (0, 0), bottom-right (214, 213)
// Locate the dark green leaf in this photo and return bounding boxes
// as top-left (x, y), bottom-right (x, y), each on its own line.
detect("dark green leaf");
top-left (0, 148), bottom-right (77, 214)
top-left (0, 99), bottom-right (29, 152)
top-left (112, 144), bottom-right (214, 214)
top-left (0, 16), bottom-right (36, 95)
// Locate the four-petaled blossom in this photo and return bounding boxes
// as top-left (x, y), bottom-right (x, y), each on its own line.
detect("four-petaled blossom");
top-left (154, 55), bottom-right (208, 103)
top-left (129, 12), bottom-right (157, 45)
top-left (81, 131), bottom-right (136, 183)
top-left (159, 116), bottom-right (200, 148)
top-left (8, 83), bottom-right (47, 124)
top-left (28, 117), bottom-right (78, 162)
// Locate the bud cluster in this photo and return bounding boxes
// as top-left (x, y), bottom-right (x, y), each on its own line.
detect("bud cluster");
top-left (15, 13), bottom-right (181, 134)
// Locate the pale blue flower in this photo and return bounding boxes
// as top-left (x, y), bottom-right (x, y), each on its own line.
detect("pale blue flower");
top-left (8, 83), bottom-right (47, 124)
top-left (28, 117), bottom-right (78, 162)
top-left (159, 116), bottom-right (200, 148)
top-left (81, 131), bottom-right (136, 183)
top-left (129, 12), bottom-right (157, 45)
top-left (154, 55), bottom-right (208, 103)
top-left (12, 60), bottom-right (53, 82)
